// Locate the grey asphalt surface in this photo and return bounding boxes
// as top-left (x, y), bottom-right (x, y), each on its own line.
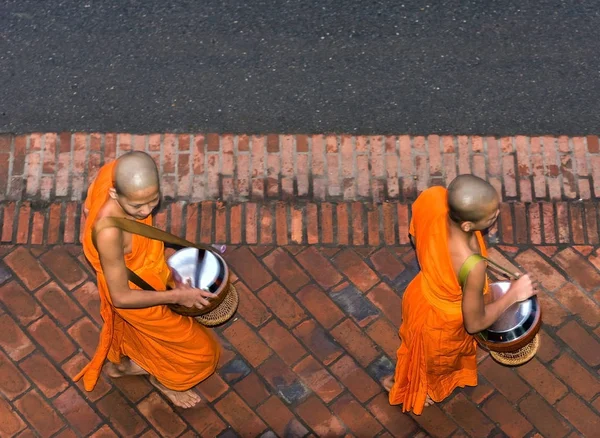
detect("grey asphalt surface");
top-left (1, 1), bottom-right (600, 135)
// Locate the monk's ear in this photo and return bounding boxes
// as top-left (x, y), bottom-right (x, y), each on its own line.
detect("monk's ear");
top-left (108, 187), bottom-right (118, 200)
top-left (461, 221), bottom-right (473, 232)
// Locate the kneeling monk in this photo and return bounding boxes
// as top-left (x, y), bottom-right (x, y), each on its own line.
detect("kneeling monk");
top-left (74, 151), bottom-right (221, 408)
top-left (384, 175), bottom-right (535, 415)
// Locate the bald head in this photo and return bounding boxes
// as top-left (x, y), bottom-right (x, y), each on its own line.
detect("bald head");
top-left (113, 151), bottom-right (160, 197)
top-left (447, 175), bottom-right (499, 224)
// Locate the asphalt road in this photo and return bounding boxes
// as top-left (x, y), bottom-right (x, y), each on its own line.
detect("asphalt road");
top-left (2, 1), bottom-right (600, 135)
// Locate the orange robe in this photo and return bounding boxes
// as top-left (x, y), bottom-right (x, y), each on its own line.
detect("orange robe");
top-left (389, 186), bottom-right (487, 415)
top-left (74, 161), bottom-right (220, 392)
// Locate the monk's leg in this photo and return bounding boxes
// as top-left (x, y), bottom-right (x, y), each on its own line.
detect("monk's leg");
top-left (424, 395), bottom-right (434, 406)
top-left (382, 375), bottom-right (394, 392)
top-left (104, 357), bottom-right (149, 378)
top-left (149, 376), bottom-right (201, 409)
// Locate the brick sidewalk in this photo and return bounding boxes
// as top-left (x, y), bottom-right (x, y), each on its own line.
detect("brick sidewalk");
top-left (1, 133), bottom-right (599, 437)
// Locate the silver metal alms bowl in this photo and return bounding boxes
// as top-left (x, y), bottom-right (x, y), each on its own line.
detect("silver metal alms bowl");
top-left (477, 281), bottom-right (542, 352)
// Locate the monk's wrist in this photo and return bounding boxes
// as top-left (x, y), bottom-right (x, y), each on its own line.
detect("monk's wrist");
top-left (168, 289), bottom-right (182, 305)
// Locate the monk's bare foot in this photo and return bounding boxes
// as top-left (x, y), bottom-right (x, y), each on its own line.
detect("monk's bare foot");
top-left (149, 376), bottom-right (201, 409)
top-left (382, 375), bottom-right (394, 392)
top-left (424, 394), bottom-right (434, 407)
top-left (104, 358), bottom-right (148, 378)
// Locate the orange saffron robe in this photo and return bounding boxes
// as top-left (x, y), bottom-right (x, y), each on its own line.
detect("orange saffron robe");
top-left (74, 161), bottom-right (220, 392)
top-left (388, 186), bottom-right (487, 415)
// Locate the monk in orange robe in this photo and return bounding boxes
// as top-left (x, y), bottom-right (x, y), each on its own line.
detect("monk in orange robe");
top-left (74, 151), bottom-right (220, 408)
top-left (384, 175), bottom-right (535, 415)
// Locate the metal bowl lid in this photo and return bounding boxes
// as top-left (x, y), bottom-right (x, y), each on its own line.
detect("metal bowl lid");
top-left (486, 281), bottom-right (537, 333)
top-left (167, 247), bottom-right (220, 289)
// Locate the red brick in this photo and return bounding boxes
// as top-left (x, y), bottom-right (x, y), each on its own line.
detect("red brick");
top-left (15, 390), bottom-right (65, 437)
top-left (330, 355), bottom-right (381, 403)
top-left (443, 393), bottom-right (494, 437)
top-left (229, 204), bottom-right (242, 244)
top-left (275, 202), bottom-right (288, 245)
top-left (331, 319), bottom-right (379, 366)
top-left (337, 203), bottom-right (350, 245)
top-left (557, 320), bottom-right (600, 366)
top-left (552, 353), bottom-right (600, 401)
top-left (259, 319), bottom-right (307, 366)
top-left (196, 371), bottom-right (228, 402)
top-left (0, 397), bottom-right (26, 437)
top-left (67, 317), bottom-right (99, 358)
top-left (296, 284), bottom-right (344, 329)
top-left (223, 319), bottom-right (272, 367)
top-left (365, 318), bottom-right (400, 359)
top-left (36, 282), bottom-right (83, 327)
top-left (320, 203), bottom-right (334, 243)
top-left (370, 248), bottom-right (405, 282)
top-left (584, 202), bottom-right (599, 244)
top-left (293, 319), bottom-right (343, 365)
top-left (537, 329), bottom-right (561, 363)
top-left (53, 386), bottom-right (102, 436)
top-left (296, 247), bottom-right (343, 289)
top-left (0, 313), bottom-right (35, 360)
top-left (259, 204), bottom-right (274, 244)
top-left (498, 203), bottom-right (514, 243)
top-left (333, 249), bottom-right (379, 292)
top-left (482, 393), bottom-right (533, 437)
top-left (478, 357), bottom-right (530, 402)
top-left (233, 372), bottom-right (270, 408)
top-left (137, 392), bottom-right (187, 437)
top-left (199, 200), bottom-right (213, 243)
top-left (554, 247), bottom-right (600, 291)
top-left (306, 203), bottom-right (319, 244)
top-left (514, 249), bottom-right (566, 292)
top-left (262, 248), bottom-right (310, 293)
top-left (516, 358), bottom-right (568, 404)
top-left (256, 395), bottom-right (309, 437)
top-left (30, 210), bottom-right (45, 244)
top-left (19, 353), bottom-right (67, 398)
top-left (1, 202), bottom-right (16, 242)
top-left (462, 376), bottom-right (494, 404)
top-left (350, 202), bottom-right (365, 245)
top-left (537, 292), bottom-right (569, 327)
top-left (293, 355), bottom-right (343, 403)
top-left (291, 205), bottom-right (304, 243)
top-left (88, 425), bottom-right (118, 438)
top-left (61, 353), bottom-right (111, 402)
top-left (3, 247), bottom-right (50, 290)
top-left (258, 282), bottom-right (306, 327)
top-left (332, 393), bottom-right (383, 437)
top-left (0, 281), bottom-right (43, 325)
top-left (215, 391), bottom-right (267, 437)
top-left (71, 281), bottom-right (101, 325)
top-left (180, 403), bottom-right (227, 437)
top-left (0, 350), bottom-right (29, 399)
top-left (554, 282), bottom-right (600, 327)
top-left (556, 393), bottom-right (600, 438)
top-left (519, 392), bottom-right (571, 438)
top-left (366, 283), bottom-right (403, 327)
top-left (233, 280), bottom-right (271, 327)
top-left (257, 355), bottom-right (309, 404)
top-left (366, 392), bottom-right (418, 437)
top-left (226, 247), bottom-right (272, 291)
top-left (27, 316), bottom-right (76, 363)
top-left (296, 395), bottom-right (346, 436)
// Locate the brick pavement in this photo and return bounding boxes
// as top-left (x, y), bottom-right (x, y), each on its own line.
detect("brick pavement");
top-left (1, 133), bottom-right (599, 437)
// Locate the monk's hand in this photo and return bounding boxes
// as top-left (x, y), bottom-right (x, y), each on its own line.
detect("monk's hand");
top-left (508, 274), bottom-right (537, 303)
top-left (174, 283), bottom-right (217, 309)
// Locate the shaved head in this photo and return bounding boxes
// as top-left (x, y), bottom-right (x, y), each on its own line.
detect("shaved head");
top-left (113, 151), bottom-right (160, 196)
top-left (447, 175), bottom-right (499, 224)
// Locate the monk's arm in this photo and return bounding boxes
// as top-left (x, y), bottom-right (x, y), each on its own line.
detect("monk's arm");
top-left (96, 227), bottom-right (184, 308)
top-left (461, 261), bottom-right (518, 334)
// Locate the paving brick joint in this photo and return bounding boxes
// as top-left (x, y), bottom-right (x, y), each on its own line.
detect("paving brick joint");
top-left (0, 132), bottom-right (599, 437)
